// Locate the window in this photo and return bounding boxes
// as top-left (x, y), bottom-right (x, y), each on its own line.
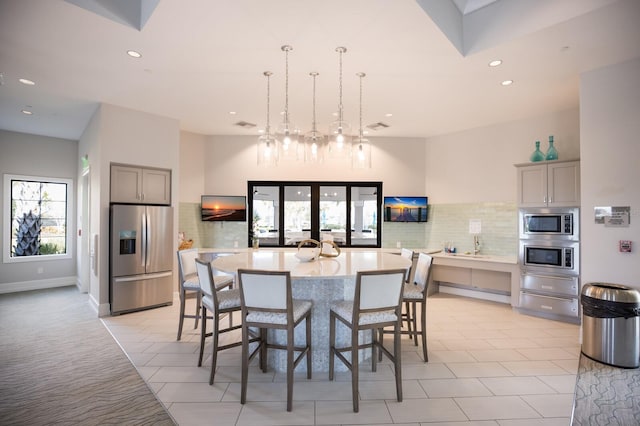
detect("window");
top-left (3, 174), bottom-right (72, 263)
top-left (248, 181), bottom-right (382, 247)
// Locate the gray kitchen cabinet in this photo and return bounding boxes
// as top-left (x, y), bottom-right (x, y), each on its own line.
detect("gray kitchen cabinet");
top-left (110, 164), bottom-right (171, 205)
top-left (516, 160), bottom-right (580, 207)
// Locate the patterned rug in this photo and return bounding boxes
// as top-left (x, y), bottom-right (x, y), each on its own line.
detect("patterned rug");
top-left (0, 286), bottom-right (175, 425)
top-left (572, 353), bottom-right (640, 425)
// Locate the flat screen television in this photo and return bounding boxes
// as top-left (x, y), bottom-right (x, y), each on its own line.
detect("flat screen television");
top-left (383, 196), bottom-right (428, 222)
top-left (201, 195), bottom-right (246, 222)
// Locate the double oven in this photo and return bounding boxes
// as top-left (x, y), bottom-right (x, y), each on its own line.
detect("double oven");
top-left (518, 207), bottom-right (581, 323)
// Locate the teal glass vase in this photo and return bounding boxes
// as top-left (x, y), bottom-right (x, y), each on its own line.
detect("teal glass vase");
top-left (545, 136), bottom-right (558, 160)
top-left (530, 140), bottom-right (545, 162)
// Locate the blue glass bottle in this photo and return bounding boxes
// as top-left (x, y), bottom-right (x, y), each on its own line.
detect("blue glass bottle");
top-left (545, 136), bottom-right (558, 161)
top-left (530, 140), bottom-right (545, 162)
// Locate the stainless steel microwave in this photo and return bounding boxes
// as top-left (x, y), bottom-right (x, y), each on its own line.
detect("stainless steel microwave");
top-left (519, 207), bottom-right (579, 240)
top-left (519, 240), bottom-right (579, 275)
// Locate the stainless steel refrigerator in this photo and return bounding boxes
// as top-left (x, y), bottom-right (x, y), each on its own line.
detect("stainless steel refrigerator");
top-left (110, 204), bottom-right (174, 315)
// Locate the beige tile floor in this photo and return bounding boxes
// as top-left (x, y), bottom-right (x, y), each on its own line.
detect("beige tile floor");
top-left (102, 292), bottom-right (580, 426)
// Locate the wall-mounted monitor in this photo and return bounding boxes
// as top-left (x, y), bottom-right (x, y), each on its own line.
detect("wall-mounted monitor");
top-left (383, 196), bottom-right (428, 222)
top-left (201, 195), bottom-right (246, 222)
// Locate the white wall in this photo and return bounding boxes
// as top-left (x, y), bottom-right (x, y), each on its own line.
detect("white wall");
top-left (200, 135), bottom-right (427, 197)
top-left (580, 57), bottom-right (640, 288)
top-left (425, 108), bottom-right (580, 203)
top-left (179, 131), bottom-right (206, 202)
top-left (0, 130), bottom-right (78, 292)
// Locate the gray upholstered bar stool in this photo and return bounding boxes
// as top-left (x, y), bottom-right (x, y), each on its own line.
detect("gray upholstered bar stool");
top-left (176, 248), bottom-right (233, 341)
top-left (400, 248), bottom-right (415, 335)
top-left (194, 258), bottom-right (245, 384)
top-left (381, 252), bottom-right (433, 362)
top-left (329, 268), bottom-right (406, 413)
top-left (237, 269), bottom-right (312, 412)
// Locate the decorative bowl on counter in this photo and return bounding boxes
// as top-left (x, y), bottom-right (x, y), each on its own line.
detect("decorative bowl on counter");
top-left (295, 247), bottom-right (320, 262)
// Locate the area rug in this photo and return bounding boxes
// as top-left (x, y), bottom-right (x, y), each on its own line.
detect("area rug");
top-left (0, 286), bottom-right (175, 425)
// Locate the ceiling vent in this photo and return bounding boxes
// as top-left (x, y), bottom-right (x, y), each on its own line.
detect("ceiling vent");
top-left (366, 122), bottom-right (389, 131)
top-left (234, 121), bottom-right (257, 129)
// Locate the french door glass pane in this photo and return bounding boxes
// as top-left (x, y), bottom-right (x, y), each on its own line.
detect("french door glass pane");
top-left (252, 186), bottom-right (279, 246)
top-left (351, 186), bottom-right (378, 246)
top-left (284, 186), bottom-right (311, 246)
top-left (320, 186), bottom-right (346, 245)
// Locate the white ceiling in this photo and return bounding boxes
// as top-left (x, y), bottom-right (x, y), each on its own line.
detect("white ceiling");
top-left (0, 0), bottom-right (639, 141)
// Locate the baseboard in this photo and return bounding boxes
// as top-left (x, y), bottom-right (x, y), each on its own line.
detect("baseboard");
top-left (0, 276), bottom-right (77, 294)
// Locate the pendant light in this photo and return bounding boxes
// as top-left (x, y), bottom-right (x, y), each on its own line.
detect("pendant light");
top-left (276, 45), bottom-right (300, 161)
top-left (327, 46), bottom-right (352, 160)
top-left (257, 71), bottom-right (278, 167)
top-left (352, 72), bottom-right (371, 169)
top-left (304, 72), bottom-right (325, 163)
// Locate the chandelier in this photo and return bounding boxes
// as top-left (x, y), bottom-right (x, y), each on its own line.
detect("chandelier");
top-left (257, 45), bottom-right (371, 169)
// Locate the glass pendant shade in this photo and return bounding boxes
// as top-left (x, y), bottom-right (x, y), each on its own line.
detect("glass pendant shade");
top-left (327, 120), bottom-right (352, 159)
top-left (352, 136), bottom-right (371, 169)
top-left (257, 132), bottom-right (278, 167)
top-left (304, 130), bottom-right (325, 163)
top-left (276, 120), bottom-right (300, 161)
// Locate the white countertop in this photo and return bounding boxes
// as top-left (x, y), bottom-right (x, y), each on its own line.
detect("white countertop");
top-left (210, 249), bottom-right (412, 278)
top-left (431, 252), bottom-right (518, 265)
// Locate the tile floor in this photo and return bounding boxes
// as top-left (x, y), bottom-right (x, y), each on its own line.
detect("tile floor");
top-left (102, 293), bottom-right (580, 426)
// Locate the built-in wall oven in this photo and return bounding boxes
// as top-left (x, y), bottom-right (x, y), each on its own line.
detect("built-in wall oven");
top-left (518, 207), bottom-right (580, 323)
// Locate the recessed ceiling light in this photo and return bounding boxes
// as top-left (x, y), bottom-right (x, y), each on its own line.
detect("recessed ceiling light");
top-left (19, 78), bottom-right (35, 86)
top-left (258, 129), bottom-right (265, 134)
top-left (127, 50), bottom-right (142, 58)
top-left (385, 113), bottom-right (393, 117)
top-left (229, 111), bottom-right (237, 115)
top-left (488, 59), bottom-right (502, 67)
top-left (501, 79), bottom-right (514, 86)
top-left (21, 109), bottom-right (33, 115)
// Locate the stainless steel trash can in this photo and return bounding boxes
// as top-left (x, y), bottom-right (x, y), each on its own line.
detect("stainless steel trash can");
top-left (581, 283), bottom-right (640, 368)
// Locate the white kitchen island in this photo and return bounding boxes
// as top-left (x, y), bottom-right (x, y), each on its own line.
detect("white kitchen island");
top-left (211, 249), bottom-right (411, 373)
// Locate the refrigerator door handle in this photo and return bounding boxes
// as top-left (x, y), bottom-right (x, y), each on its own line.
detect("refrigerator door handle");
top-left (145, 212), bottom-right (151, 268)
top-left (113, 271), bottom-right (172, 283)
top-left (141, 212), bottom-right (147, 268)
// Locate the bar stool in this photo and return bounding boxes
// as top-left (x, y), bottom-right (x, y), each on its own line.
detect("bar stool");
top-left (194, 259), bottom-right (244, 384)
top-left (237, 269), bottom-right (312, 412)
top-left (381, 252), bottom-right (433, 362)
top-left (176, 249), bottom-right (233, 340)
top-left (329, 268), bottom-right (406, 412)
top-left (400, 248), bottom-right (415, 335)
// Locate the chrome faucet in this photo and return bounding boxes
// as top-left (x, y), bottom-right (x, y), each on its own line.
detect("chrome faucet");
top-left (473, 235), bottom-right (480, 255)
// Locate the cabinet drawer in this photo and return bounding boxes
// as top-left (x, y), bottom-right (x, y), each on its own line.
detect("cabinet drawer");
top-left (519, 292), bottom-right (579, 318)
top-left (521, 274), bottom-right (578, 297)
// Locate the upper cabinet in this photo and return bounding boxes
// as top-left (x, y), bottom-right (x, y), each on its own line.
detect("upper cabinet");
top-left (110, 164), bottom-right (171, 205)
top-left (516, 160), bottom-right (580, 207)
